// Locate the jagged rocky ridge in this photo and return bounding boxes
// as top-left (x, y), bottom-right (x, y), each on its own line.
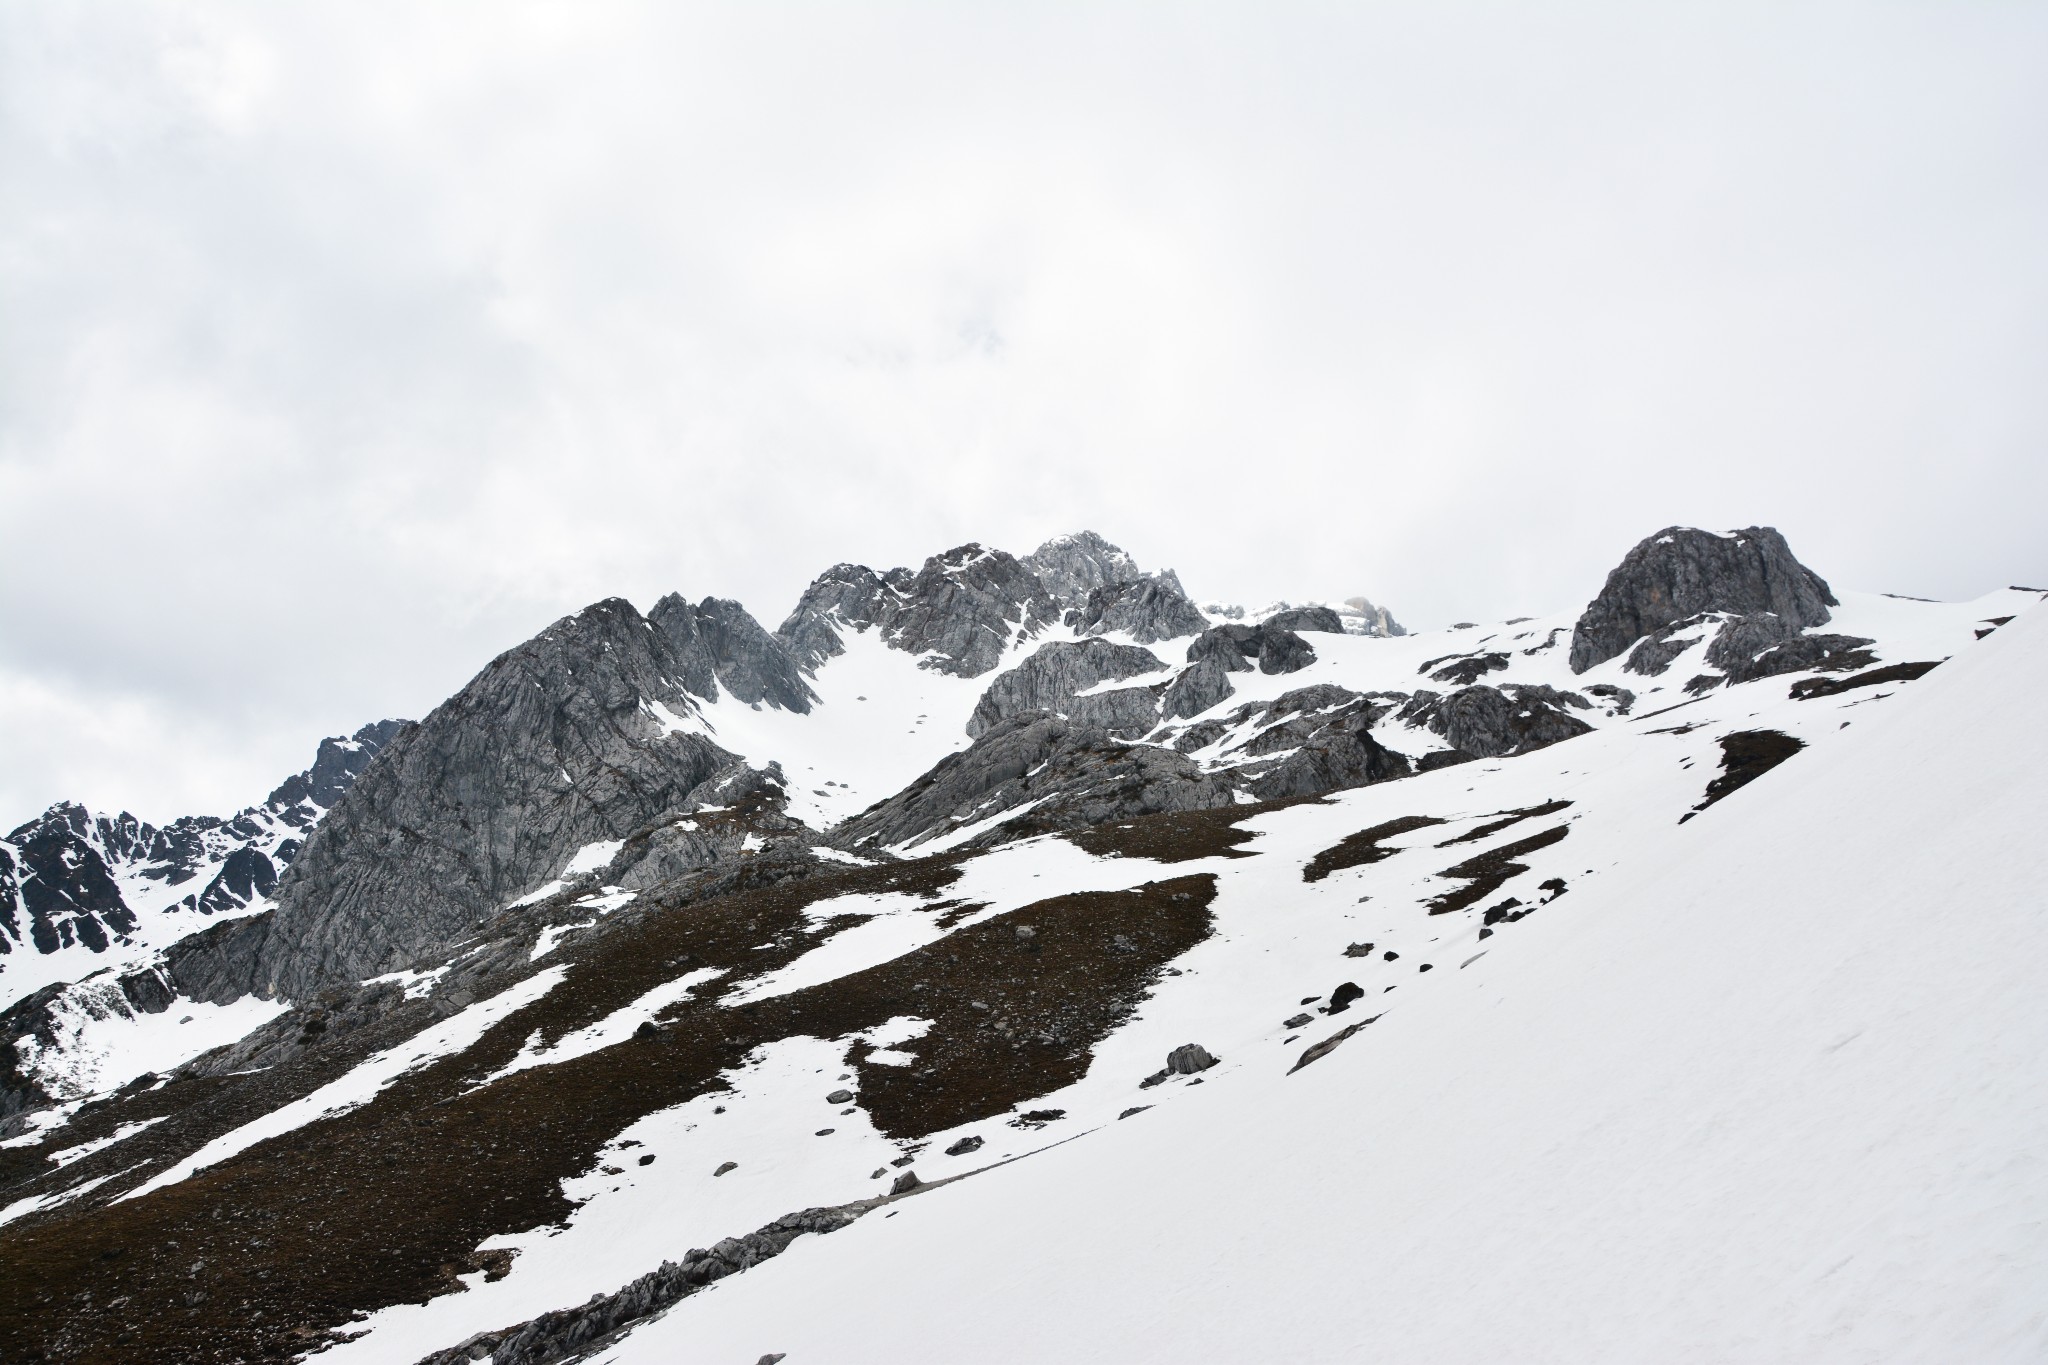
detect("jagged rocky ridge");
top-left (173, 595), bottom-right (812, 1004)
top-left (0, 523), bottom-right (2024, 1365)
top-left (0, 721), bottom-right (405, 970)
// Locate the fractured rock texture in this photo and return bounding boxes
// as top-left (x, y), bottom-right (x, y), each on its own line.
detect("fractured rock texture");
top-left (1569, 526), bottom-right (1836, 673)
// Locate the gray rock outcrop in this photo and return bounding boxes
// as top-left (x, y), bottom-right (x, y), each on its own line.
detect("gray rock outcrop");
top-left (1263, 606), bottom-right (1345, 634)
top-left (653, 595), bottom-right (815, 712)
top-left (1159, 659), bottom-right (1237, 721)
top-left (1569, 527), bottom-right (1837, 673)
top-left (836, 713), bottom-right (1239, 854)
top-left (966, 639), bottom-right (1167, 738)
top-left (174, 595), bottom-right (808, 1001)
top-left (1702, 615), bottom-right (1876, 683)
top-left (1398, 685), bottom-right (1594, 760)
top-left (415, 1201), bottom-right (875, 1365)
top-left (1186, 623), bottom-right (1318, 677)
top-left (1171, 685), bottom-right (1413, 800)
top-left (1023, 531), bottom-right (1142, 608)
top-left (1, 720), bottom-right (406, 978)
top-left (1073, 572), bottom-right (1210, 644)
top-left (777, 544), bottom-right (1058, 679)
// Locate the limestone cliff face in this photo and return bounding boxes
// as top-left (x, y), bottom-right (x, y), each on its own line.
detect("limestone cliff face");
top-left (177, 595), bottom-right (809, 1001)
top-left (1568, 527), bottom-right (1836, 674)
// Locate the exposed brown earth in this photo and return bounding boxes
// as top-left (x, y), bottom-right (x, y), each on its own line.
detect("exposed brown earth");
top-left (1425, 826), bottom-right (1572, 915)
top-left (1301, 816), bottom-right (1446, 884)
top-left (0, 839), bottom-right (1217, 1365)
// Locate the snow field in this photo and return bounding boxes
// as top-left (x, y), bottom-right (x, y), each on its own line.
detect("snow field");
top-left (580, 598), bottom-right (2048, 1364)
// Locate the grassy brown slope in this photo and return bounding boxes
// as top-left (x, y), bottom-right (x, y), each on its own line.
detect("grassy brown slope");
top-left (1067, 793), bottom-right (1329, 864)
top-left (0, 846), bottom-right (1215, 1364)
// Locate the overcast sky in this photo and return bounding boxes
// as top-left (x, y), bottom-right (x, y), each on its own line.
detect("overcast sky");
top-left (3, 1), bottom-right (2044, 826)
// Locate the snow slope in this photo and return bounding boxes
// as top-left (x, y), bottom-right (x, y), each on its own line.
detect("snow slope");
top-left (584, 603), bottom-right (2048, 1363)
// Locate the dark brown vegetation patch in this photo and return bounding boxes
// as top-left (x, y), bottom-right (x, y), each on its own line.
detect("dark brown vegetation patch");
top-left (1300, 816), bottom-right (1446, 883)
top-left (0, 846), bottom-right (1212, 1365)
top-left (1684, 730), bottom-right (1806, 820)
top-left (1788, 660), bottom-right (1939, 701)
top-left (1433, 800), bottom-right (1573, 847)
top-left (1066, 794), bottom-right (1326, 864)
top-left (1425, 825), bottom-right (1571, 915)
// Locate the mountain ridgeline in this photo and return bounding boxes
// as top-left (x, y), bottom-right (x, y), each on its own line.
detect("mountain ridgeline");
top-left (0, 520), bottom-right (2029, 1365)
top-left (18, 525), bottom-right (1857, 1015)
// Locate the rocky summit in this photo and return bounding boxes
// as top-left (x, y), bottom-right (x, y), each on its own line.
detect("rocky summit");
top-left (2, 526), bottom-right (2042, 1365)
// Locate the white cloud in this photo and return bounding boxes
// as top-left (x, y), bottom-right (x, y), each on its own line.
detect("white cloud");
top-left (3, 1), bottom-right (2045, 822)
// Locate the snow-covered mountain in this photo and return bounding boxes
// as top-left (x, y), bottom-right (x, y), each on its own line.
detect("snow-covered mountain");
top-left (0, 721), bottom-right (406, 1005)
top-left (0, 528), bottom-right (2039, 1365)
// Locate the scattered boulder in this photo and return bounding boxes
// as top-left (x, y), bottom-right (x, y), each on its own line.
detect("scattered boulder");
top-left (889, 1170), bottom-right (922, 1195)
top-left (1284, 1012), bottom-right (1314, 1029)
top-left (944, 1135), bottom-right (984, 1156)
top-left (1166, 1043), bottom-right (1218, 1074)
top-left (713, 1162), bottom-right (738, 1177)
top-left (1327, 981), bottom-right (1365, 1014)
top-left (825, 1089), bottom-right (853, 1105)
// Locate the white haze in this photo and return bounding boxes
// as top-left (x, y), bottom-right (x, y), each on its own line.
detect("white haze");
top-left (2, 0), bottom-right (2044, 823)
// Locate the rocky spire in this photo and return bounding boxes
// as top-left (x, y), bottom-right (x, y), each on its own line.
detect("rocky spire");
top-left (1022, 531), bottom-right (1142, 608)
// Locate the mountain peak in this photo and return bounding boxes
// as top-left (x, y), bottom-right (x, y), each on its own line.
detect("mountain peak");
top-left (1024, 530), bottom-right (1143, 608)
